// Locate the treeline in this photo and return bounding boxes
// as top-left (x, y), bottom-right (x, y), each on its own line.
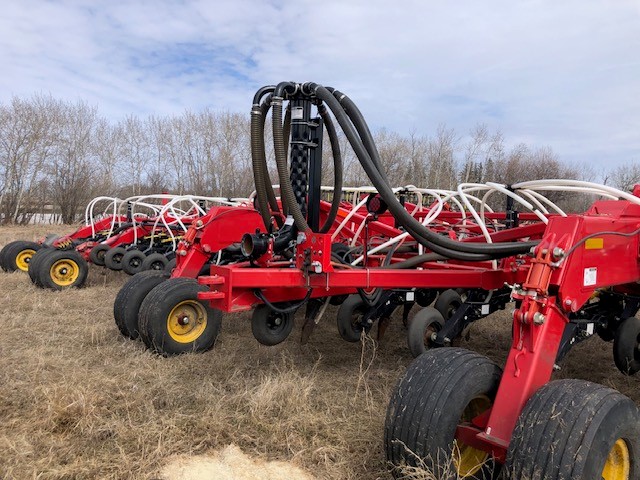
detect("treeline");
top-left (0, 94), bottom-right (635, 224)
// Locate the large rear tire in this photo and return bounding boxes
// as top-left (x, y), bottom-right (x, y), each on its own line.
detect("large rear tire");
top-left (37, 249), bottom-right (89, 290)
top-left (0, 240), bottom-right (42, 272)
top-left (506, 379), bottom-right (639, 479)
top-left (138, 278), bottom-right (222, 356)
top-left (28, 248), bottom-right (55, 286)
top-left (114, 270), bottom-right (170, 339)
top-left (385, 348), bottom-right (502, 479)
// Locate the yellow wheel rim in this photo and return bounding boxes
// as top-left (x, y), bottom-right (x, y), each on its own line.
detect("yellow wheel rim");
top-left (454, 395), bottom-right (491, 478)
top-left (166, 300), bottom-right (207, 344)
top-left (49, 259), bottom-right (80, 286)
top-left (16, 249), bottom-right (36, 271)
top-left (602, 439), bottom-right (630, 480)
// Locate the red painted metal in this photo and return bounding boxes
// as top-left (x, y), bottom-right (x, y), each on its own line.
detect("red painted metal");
top-left (49, 215), bottom-right (128, 248)
top-left (172, 206), bottom-right (264, 278)
top-left (197, 194), bottom-right (640, 463)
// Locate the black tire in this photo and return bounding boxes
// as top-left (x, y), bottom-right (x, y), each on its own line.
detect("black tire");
top-left (0, 243), bottom-right (8, 269)
top-left (0, 241), bottom-right (15, 270)
top-left (121, 250), bottom-right (147, 276)
top-left (506, 379), bottom-right (639, 479)
top-left (329, 294), bottom-right (348, 306)
top-left (27, 247), bottom-right (56, 286)
top-left (613, 317), bottom-right (640, 375)
top-left (164, 257), bottom-right (177, 274)
top-left (385, 348), bottom-right (502, 479)
top-left (141, 252), bottom-right (168, 271)
top-left (434, 289), bottom-right (463, 321)
top-left (89, 244), bottom-right (110, 266)
top-left (251, 304), bottom-right (294, 346)
top-left (407, 307), bottom-right (445, 358)
top-left (0, 240), bottom-right (42, 272)
top-left (37, 249), bottom-right (89, 290)
top-left (138, 278), bottom-right (222, 356)
top-left (114, 270), bottom-right (170, 339)
top-left (336, 294), bottom-right (373, 342)
top-left (415, 288), bottom-right (438, 307)
top-left (598, 325), bottom-right (616, 342)
top-left (104, 246), bottom-right (127, 271)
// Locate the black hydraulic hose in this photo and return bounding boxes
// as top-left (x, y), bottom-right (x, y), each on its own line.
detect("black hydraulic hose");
top-left (329, 88), bottom-right (386, 177)
top-left (251, 92), bottom-right (286, 230)
top-left (338, 89), bottom-right (537, 257)
top-left (259, 97), bottom-right (281, 219)
top-left (272, 83), bottom-right (309, 231)
top-left (253, 85), bottom-right (275, 105)
top-left (254, 287), bottom-right (312, 314)
top-left (281, 105), bottom-right (292, 217)
top-left (381, 252), bottom-right (449, 269)
top-left (307, 84), bottom-right (487, 260)
top-left (317, 104), bottom-right (343, 233)
top-left (307, 82), bottom-right (535, 260)
top-left (251, 101), bottom-right (273, 230)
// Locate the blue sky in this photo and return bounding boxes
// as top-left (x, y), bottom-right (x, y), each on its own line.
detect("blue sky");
top-left (1, 0), bottom-right (639, 172)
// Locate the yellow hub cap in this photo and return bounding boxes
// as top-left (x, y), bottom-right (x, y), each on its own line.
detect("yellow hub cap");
top-left (49, 259), bottom-right (80, 286)
top-left (16, 249), bottom-right (36, 271)
top-left (454, 395), bottom-right (491, 478)
top-left (602, 439), bottom-right (630, 480)
top-left (167, 300), bottom-right (207, 344)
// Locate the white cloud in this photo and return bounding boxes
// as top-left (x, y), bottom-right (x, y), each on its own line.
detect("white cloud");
top-left (0, 0), bottom-right (638, 171)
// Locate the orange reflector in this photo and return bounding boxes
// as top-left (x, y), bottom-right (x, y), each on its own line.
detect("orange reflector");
top-left (585, 238), bottom-right (604, 249)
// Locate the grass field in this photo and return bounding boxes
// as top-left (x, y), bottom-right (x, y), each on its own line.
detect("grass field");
top-left (1, 225), bottom-right (638, 479)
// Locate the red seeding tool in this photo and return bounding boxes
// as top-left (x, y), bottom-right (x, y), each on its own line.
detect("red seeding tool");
top-left (25, 194), bottom-right (166, 289)
top-left (113, 194), bottom-right (263, 348)
top-left (114, 184), bottom-right (408, 353)
top-left (93, 194), bottom-right (248, 275)
top-left (0, 196), bottom-right (127, 274)
top-left (23, 194), bottom-right (247, 290)
top-left (192, 82), bottom-right (637, 479)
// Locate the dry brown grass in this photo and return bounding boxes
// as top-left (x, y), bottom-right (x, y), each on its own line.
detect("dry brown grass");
top-left (1, 225), bottom-right (638, 479)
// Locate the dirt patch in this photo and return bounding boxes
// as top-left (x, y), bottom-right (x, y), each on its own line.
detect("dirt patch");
top-left (160, 444), bottom-right (314, 480)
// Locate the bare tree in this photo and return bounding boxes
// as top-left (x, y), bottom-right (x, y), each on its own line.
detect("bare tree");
top-left (0, 95), bottom-right (55, 224)
top-left (426, 124), bottom-right (458, 190)
top-left (608, 162), bottom-right (640, 193)
top-left (47, 100), bottom-right (99, 223)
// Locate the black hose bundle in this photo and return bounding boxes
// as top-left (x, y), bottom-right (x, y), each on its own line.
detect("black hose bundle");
top-left (305, 82), bottom-right (536, 261)
top-left (250, 81), bottom-right (344, 239)
top-left (250, 82), bottom-right (535, 261)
